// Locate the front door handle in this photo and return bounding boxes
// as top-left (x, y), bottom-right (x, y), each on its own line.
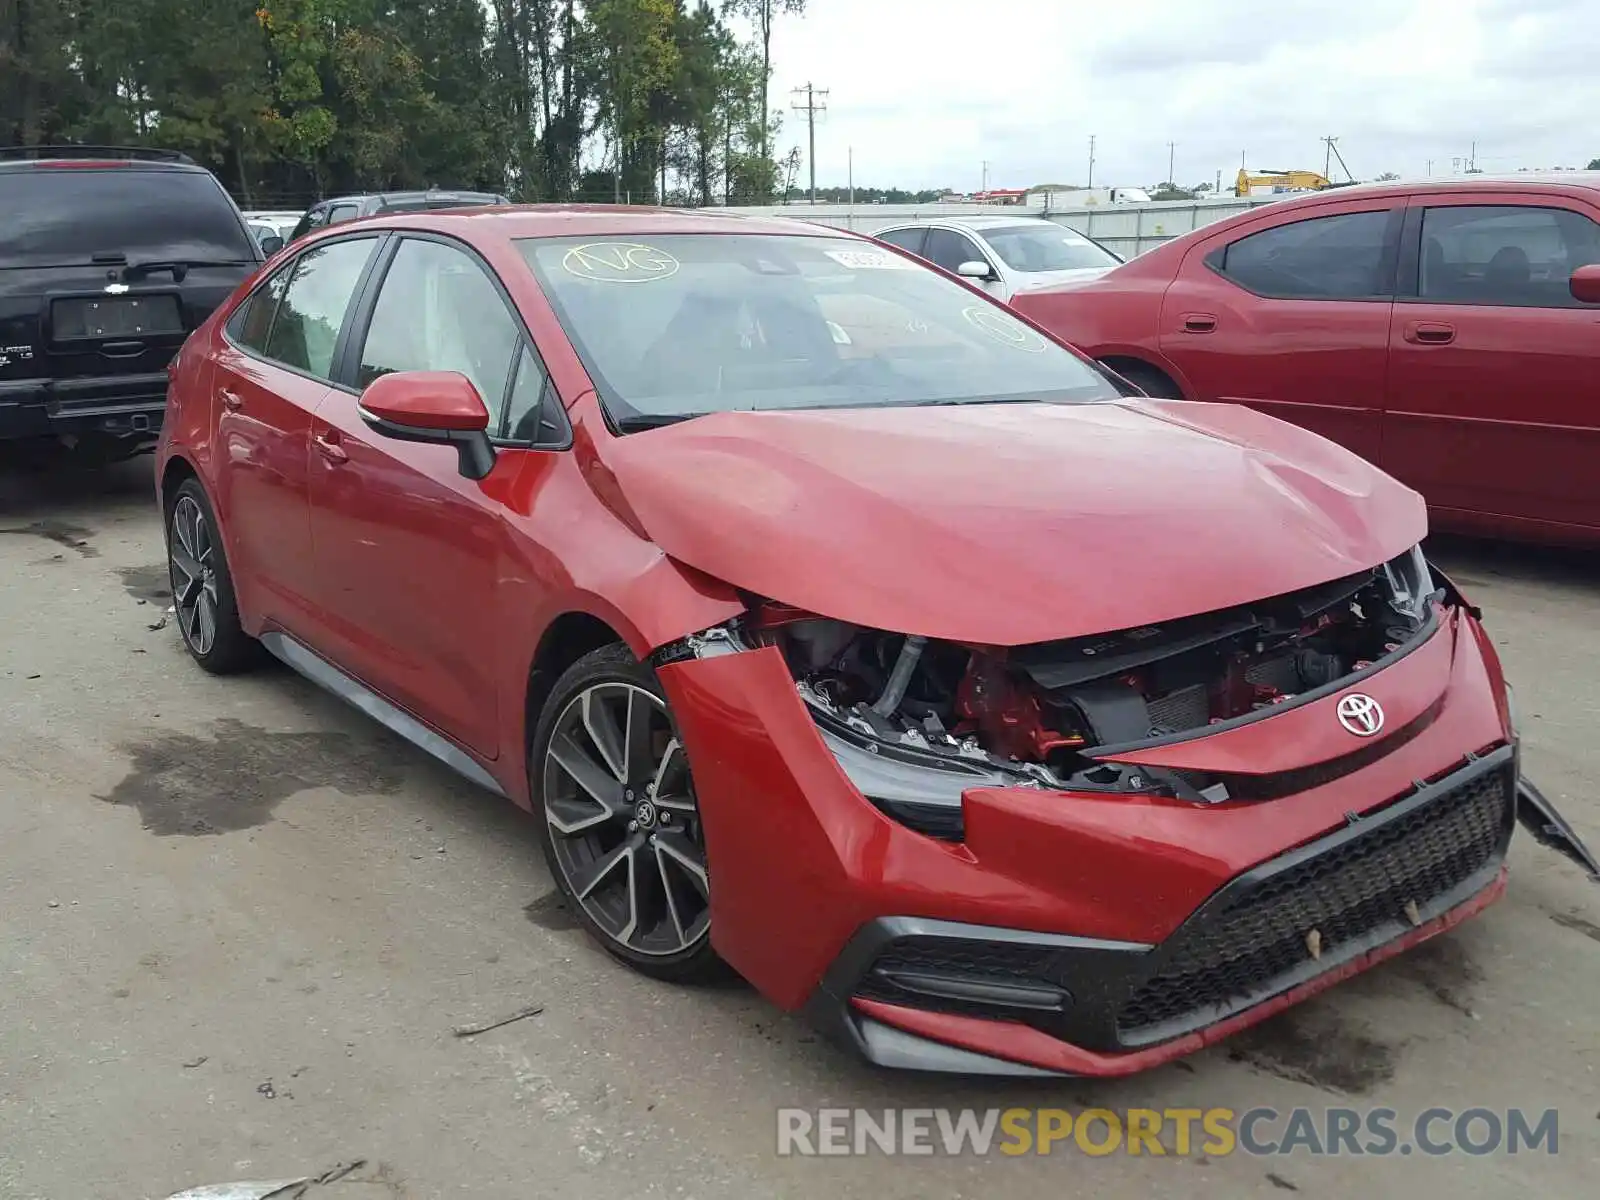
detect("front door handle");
top-left (218, 387), bottom-right (244, 411)
top-left (1404, 320), bottom-right (1456, 345)
top-left (1181, 313), bottom-right (1217, 333)
top-left (313, 430), bottom-right (349, 465)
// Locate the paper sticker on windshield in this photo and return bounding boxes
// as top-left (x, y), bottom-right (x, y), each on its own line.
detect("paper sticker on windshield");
top-left (824, 248), bottom-right (913, 270)
top-left (963, 306), bottom-right (1048, 353)
top-left (562, 242), bottom-right (680, 283)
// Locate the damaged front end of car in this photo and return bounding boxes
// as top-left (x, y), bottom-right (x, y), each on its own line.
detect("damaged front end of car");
top-left (659, 543), bottom-right (1597, 871)
top-left (671, 546), bottom-right (1451, 832)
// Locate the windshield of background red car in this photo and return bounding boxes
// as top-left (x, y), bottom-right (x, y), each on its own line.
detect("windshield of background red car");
top-left (518, 234), bottom-right (1119, 424)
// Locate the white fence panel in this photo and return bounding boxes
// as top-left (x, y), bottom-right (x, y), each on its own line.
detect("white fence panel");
top-left (711, 196), bottom-right (1285, 257)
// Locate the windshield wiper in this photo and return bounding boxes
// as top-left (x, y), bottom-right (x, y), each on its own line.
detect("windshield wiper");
top-left (613, 412), bottom-right (707, 432)
top-left (915, 396), bottom-right (1051, 407)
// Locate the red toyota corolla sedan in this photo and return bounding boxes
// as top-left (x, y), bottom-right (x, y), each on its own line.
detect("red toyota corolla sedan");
top-left (155, 206), bottom-right (1595, 1077)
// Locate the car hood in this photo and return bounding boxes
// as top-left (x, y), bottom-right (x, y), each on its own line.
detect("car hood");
top-left (598, 399), bottom-right (1427, 646)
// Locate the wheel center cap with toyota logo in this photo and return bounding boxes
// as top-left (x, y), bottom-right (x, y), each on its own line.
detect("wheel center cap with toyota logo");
top-left (1336, 693), bottom-right (1385, 737)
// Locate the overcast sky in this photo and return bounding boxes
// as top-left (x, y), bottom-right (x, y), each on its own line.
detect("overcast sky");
top-left (765, 0), bottom-right (1599, 191)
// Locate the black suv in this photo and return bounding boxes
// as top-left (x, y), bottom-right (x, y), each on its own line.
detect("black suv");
top-left (288, 188), bottom-right (511, 242)
top-left (0, 145), bottom-right (263, 463)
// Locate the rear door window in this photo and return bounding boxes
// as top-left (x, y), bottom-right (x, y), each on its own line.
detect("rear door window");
top-left (228, 262), bottom-right (296, 352)
top-left (1216, 210), bottom-right (1397, 300)
top-left (1419, 205), bottom-right (1600, 307)
top-left (0, 167), bottom-right (258, 268)
top-left (258, 238), bottom-right (377, 378)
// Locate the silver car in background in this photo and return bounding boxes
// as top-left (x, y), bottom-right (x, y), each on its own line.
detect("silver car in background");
top-left (873, 215), bottom-right (1122, 303)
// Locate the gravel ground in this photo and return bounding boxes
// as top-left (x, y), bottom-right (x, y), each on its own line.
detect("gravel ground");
top-left (1, 459), bottom-right (1596, 1199)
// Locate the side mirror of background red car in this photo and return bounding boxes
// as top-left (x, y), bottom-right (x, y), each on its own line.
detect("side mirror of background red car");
top-left (1569, 263), bottom-right (1600, 305)
top-left (358, 370), bottom-right (496, 480)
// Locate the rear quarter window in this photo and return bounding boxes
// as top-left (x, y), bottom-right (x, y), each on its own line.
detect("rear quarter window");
top-left (0, 167), bottom-right (258, 267)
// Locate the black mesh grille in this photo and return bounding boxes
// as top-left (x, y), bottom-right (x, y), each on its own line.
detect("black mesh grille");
top-left (864, 937), bottom-right (1057, 987)
top-left (1116, 766), bottom-right (1512, 1038)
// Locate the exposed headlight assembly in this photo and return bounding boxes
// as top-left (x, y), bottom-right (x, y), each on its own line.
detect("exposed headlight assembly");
top-left (1383, 543), bottom-right (1438, 623)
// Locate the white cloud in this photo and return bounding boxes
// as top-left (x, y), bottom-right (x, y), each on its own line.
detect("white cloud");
top-left (766, 0), bottom-right (1600, 190)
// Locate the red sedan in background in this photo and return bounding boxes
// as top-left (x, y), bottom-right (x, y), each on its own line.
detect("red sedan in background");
top-left (1011, 174), bottom-right (1600, 547)
top-left (156, 206), bottom-right (1594, 1077)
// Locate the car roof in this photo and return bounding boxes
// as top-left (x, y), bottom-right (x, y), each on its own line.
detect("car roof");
top-left (0, 157), bottom-right (209, 176)
top-left (877, 215), bottom-right (1055, 233)
top-left (1254, 171), bottom-right (1600, 202)
top-left (326, 203), bottom-right (857, 240)
top-left (317, 189), bottom-right (507, 204)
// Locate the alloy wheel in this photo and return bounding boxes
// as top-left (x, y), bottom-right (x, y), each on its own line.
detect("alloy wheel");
top-left (542, 682), bottom-right (710, 956)
top-left (168, 495), bottom-right (220, 656)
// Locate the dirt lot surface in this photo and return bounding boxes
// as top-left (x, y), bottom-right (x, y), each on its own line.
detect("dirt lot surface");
top-left (2, 460), bottom-right (1597, 1199)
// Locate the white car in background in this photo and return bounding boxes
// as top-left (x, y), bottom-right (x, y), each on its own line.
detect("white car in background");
top-left (872, 216), bottom-right (1122, 303)
top-left (242, 210), bottom-right (303, 255)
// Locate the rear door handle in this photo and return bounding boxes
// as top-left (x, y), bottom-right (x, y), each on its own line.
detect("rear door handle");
top-left (314, 430), bottom-right (349, 465)
top-left (1404, 321), bottom-right (1456, 345)
top-left (218, 388), bottom-right (243, 411)
top-left (1181, 313), bottom-right (1217, 333)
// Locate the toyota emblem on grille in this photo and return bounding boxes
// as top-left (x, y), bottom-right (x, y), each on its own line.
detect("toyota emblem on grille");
top-left (1336, 693), bottom-right (1385, 737)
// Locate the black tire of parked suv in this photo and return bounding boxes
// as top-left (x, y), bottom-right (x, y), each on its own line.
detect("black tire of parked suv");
top-left (530, 642), bottom-right (732, 985)
top-left (163, 476), bottom-right (261, 674)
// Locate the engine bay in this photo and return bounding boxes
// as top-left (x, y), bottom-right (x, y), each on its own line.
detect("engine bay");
top-left (755, 551), bottom-right (1440, 799)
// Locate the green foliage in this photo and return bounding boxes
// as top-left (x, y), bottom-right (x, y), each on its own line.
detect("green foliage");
top-left (1, 0), bottom-right (799, 205)
top-left (1587, 158), bottom-right (1600, 171)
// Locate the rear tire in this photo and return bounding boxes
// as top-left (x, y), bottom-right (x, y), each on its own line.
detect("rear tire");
top-left (1101, 359), bottom-right (1182, 400)
top-left (530, 642), bottom-right (730, 984)
top-left (164, 477), bottom-right (260, 674)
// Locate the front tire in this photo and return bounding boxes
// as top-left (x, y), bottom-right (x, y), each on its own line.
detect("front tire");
top-left (530, 643), bottom-right (727, 983)
top-left (164, 477), bottom-right (260, 674)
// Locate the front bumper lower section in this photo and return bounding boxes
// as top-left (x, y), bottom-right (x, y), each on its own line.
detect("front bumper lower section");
top-left (807, 746), bottom-right (1516, 1075)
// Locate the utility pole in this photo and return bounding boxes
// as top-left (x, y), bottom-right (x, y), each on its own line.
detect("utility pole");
top-left (981, 160), bottom-right (989, 194)
top-left (1167, 141), bottom-right (1176, 187)
top-left (1322, 136), bottom-right (1353, 183)
top-left (1087, 135), bottom-right (1096, 189)
top-left (790, 83), bottom-right (828, 204)
top-left (1469, 140), bottom-right (1477, 172)
top-left (1427, 158), bottom-right (1433, 177)
top-left (848, 146), bottom-right (854, 229)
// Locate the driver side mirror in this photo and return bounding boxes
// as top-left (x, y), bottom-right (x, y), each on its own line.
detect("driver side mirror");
top-left (358, 370), bottom-right (497, 480)
top-left (957, 259), bottom-right (995, 281)
top-left (259, 234), bottom-right (284, 257)
top-left (1570, 263), bottom-right (1600, 304)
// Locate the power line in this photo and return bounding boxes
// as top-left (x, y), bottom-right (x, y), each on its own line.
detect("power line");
top-left (790, 83), bottom-right (829, 204)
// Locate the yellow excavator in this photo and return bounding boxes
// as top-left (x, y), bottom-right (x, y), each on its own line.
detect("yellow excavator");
top-left (1234, 168), bottom-right (1333, 197)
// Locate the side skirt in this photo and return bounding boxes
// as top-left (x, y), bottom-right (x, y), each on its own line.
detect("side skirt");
top-left (259, 630), bottom-right (506, 798)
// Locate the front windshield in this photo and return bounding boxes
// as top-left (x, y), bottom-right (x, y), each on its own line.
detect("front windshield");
top-left (980, 224), bottom-right (1122, 273)
top-left (518, 233), bottom-right (1118, 425)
